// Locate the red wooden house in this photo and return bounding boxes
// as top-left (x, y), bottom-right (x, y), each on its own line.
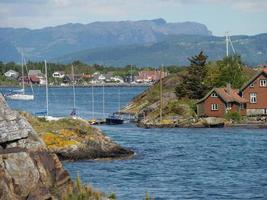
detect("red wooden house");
top-left (197, 84), bottom-right (247, 117)
top-left (240, 68), bottom-right (267, 116)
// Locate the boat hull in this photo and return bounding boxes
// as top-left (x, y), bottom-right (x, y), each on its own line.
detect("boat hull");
top-left (106, 118), bottom-right (124, 125)
top-left (6, 94), bottom-right (34, 101)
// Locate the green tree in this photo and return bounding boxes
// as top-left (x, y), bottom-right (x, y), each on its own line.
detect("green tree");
top-left (217, 55), bottom-right (246, 88)
top-left (176, 51), bottom-right (208, 99)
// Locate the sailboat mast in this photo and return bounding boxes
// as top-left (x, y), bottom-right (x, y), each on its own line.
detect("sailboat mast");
top-left (226, 32), bottom-right (229, 57)
top-left (160, 65), bottom-right (163, 122)
top-left (45, 60), bottom-right (49, 116)
top-left (130, 64), bottom-right (133, 84)
top-left (21, 53), bottom-right (25, 94)
top-left (92, 84), bottom-right (94, 119)
top-left (72, 65), bottom-right (76, 111)
top-left (118, 87), bottom-right (121, 112)
top-left (102, 83), bottom-right (105, 118)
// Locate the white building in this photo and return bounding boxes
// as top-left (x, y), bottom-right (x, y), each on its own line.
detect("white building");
top-left (52, 71), bottom-right (65, 78)
top-left (111, 76), bottom-right (124, 83)
top-left (4, 70), bottom-right (19, 79)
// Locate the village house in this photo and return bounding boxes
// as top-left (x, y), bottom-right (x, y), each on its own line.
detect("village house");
top-left (124, 74), bottom-right (136, 83)
top-left (197, 68), bottom-right (267, 117)
top-left (52, 71), bottom-right (65, 78)
top-left (4, 70), bottom-right (19, 80)
top-left (197, 84), bottom-right (248, 117)
top-left (136, 70), bottom-right (168, 83)
top-left (28, 70), bottom-right (46, 85)
top-left (240, 68), bottom-right (267, 116)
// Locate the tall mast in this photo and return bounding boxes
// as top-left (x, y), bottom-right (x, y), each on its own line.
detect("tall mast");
top-left (118, 87), bottom-right (121, 112)
top-left (72, 65), bottom-right (76, 112)
top-left (92, 83), bottom-right (94, 119)
top-left (160, 64), bottom-right (163, 122)
top-left (226, 32), bottom-right (229, 57)
top-left (45, 60), bottom-right (49, 116)
top-left (102, 83), bottom-right (105, 118)
top-left (21, 53), bottom-right (25, 94)
top-left (130, 64), bottom-right (133, 84)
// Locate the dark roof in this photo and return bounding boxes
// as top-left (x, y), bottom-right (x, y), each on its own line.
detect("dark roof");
top-left (240, 68), bottom-right (267, 91)
top-left (197, 87), bottom-right (248, 104)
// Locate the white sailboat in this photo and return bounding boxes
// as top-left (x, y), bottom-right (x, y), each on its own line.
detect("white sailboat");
top-left (7, 54), bottom-right (34, 101)
top-left (36, 61), bottom-right (61, 121)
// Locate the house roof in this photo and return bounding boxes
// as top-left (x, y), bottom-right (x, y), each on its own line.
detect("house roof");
top-left (28, 70), bottom-right (43, 76)
top-left (240, 68), bottom-right (267, 91)
top-left (30, 75), bottom-right (40, 82)
top-left (5, 70), bottom-right (18, 74)
top-left (53, 71), bottom-right (65, 74)
top-left (197, 87), bottom-right (248, 104)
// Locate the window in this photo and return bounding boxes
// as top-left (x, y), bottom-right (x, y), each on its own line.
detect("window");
top-left (211, 104), bottom-right (219, 111)
top-left (250, 83), bottom-right (255, 87)
top-left (211, 92), bottom-right (218, 97)
top-left (250, 93), bottom-right (257, 103)
top-left (260, 80), bottom-right (267, 87)
top-left (240, 104), bottom-right (245, 109)
top-left (227, 103), bottom-right (232, 109)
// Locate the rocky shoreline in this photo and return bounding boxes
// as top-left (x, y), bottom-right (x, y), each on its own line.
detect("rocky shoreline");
top-left (23, 113), bottom-right (134, 161)
top-left (0, 94), bottom-right (133, 199)
top-left (137, 117), bottom-right (267, 129)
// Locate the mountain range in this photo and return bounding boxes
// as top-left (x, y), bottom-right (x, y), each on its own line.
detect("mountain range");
top-left (0, 19), bottom-right (266, 66)
top-left (53, 34), bottom-right (267, 66)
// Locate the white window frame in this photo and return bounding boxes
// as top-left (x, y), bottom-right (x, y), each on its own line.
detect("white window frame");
top-left (211, 104), bottom-right (219, 111)
top-left (211, 92), bottom-right (218, 97)
top-left (250, 93), bottom-right (257, 104)
top-left (260, 79), bottom-right (267, 87)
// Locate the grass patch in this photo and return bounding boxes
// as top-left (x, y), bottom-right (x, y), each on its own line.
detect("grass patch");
top-left (64, 173), bottom-right (105, 200)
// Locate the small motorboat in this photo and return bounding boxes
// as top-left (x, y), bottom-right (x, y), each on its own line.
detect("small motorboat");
top-left (106, 114), bottom-right (124, 125)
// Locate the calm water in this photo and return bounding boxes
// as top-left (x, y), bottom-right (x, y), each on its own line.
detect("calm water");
top-left (1, 86), bottom-right (146, 119)
top-left (2, 87), bottom-right (267, 199)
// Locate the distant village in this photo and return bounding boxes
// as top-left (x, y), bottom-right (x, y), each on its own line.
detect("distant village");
top-left (3, 68), bottom-right (169, 86)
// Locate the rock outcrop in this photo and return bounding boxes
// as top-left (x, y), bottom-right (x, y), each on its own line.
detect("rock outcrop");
top-left (23, 113), bottom-right (134, 161)
top-left (0, 95), bottom-right (72, 200)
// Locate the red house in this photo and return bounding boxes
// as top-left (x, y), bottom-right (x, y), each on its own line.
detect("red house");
top-left (197, 84), bottom-right (247, 117)
top-left (240, 68), bottom-right (267, 116)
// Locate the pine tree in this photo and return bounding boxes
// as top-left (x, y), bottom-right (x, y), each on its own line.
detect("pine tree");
top-left (175, 51), bottom-right (208, 99)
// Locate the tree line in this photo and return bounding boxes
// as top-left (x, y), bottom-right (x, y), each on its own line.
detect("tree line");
top-left (175, 52), bottom-right (255, 99)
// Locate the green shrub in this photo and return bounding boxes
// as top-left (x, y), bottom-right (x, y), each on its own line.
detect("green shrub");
top-left (224, 111), bottom-right (241, 122)
top-left (108, 193), bottom-right (117, 199)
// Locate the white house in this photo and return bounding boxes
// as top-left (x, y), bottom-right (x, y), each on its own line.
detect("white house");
top-left (4, 70), bottom-right (19, 79)
top-left (52, 71), bottom-right (65, 78)
top-left (90, 74), bottom-right (106, 84)
top-left (110, 76), bottom-right (124, 83)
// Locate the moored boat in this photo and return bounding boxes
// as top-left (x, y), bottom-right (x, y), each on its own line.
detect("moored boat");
top-left (106, 114), bottom-right (124, 125)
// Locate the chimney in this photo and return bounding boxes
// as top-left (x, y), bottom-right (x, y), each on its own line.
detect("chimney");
top-left (226, 83), bottom-right (231, 95)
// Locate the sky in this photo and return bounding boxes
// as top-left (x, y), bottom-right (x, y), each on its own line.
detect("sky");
top-left (0, 0), bottom-right (267, 36)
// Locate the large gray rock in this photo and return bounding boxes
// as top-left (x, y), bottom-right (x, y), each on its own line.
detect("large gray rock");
top-left (0, 95), bottom-right (44, 150)
top-left (0, 95), bottom-right (73, 200)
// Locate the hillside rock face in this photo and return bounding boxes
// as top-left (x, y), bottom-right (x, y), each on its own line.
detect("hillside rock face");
top-left (0, 18), bottom-right (211, 61)
top-left (0, 95), bottom-right (72, 200)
